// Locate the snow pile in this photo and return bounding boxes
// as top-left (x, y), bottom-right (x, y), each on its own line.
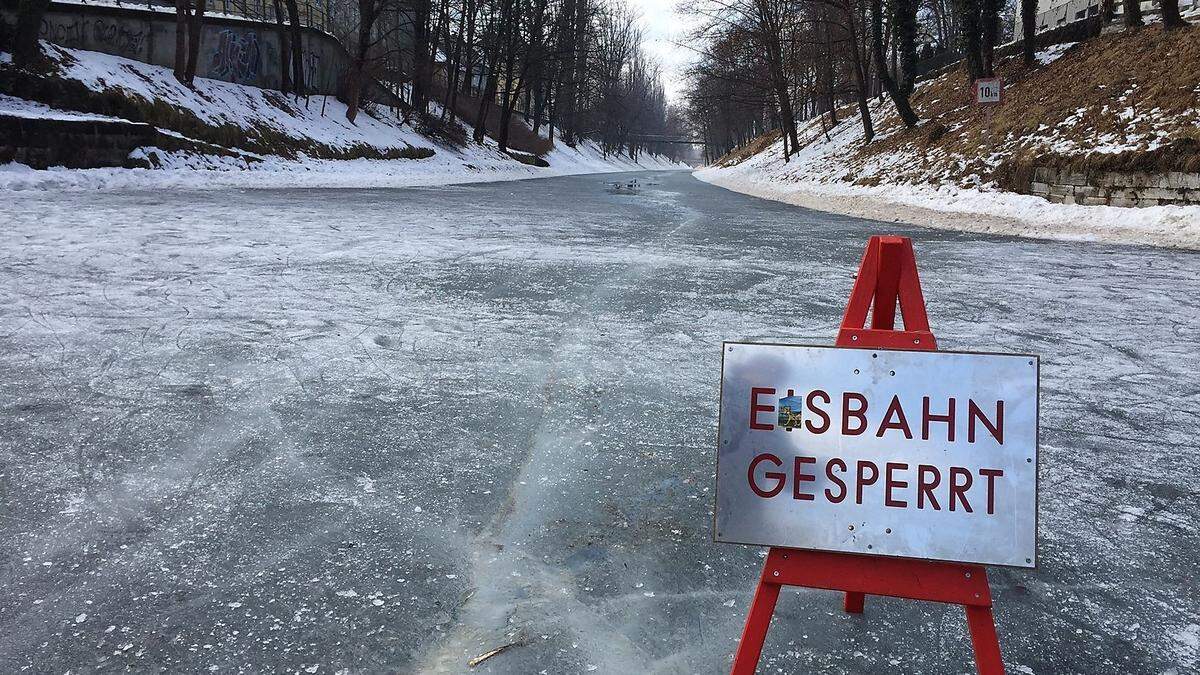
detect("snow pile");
top-left (0, 43), bottom-right (687, 190)
top-left (696, 33), bottom-right (1200, 250)
top-left (1035, 41), bottom-right (1076, 66)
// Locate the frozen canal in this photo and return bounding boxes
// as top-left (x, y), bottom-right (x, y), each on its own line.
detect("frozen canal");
top-left (1, 171), bottom-right (1197, 674)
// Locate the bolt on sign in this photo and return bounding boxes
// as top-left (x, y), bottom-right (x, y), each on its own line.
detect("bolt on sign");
top-left (715, 343), bottom-right (1039, 568)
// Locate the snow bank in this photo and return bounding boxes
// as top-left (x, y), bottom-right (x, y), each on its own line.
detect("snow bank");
top-left (696, 160), bottom-right (1200, 249)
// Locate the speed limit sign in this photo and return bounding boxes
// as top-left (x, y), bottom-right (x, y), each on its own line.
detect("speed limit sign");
top-left (974, 77), bottom-right (1002, 104)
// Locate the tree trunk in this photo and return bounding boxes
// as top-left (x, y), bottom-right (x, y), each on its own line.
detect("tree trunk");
top-left (872, 0), bottom-right (919, 126)
top-left (1021, 0), bottom-right (1037, 65)
top-left (571, 0), bottom-right (589, 143)
top-left (474, 70), bottom-right (496, 143)
top-left (532, 81), bottom-right (546, 134)
top-left (497, 42), bottom-right (517, 152)
top-left (284, 0), bottom-right (304, 94)
top-left (1161, 0), bottom-right (1187, 28)
top-left (444, 0), bottom-right (467, 117)
top-left (956, 0), bottom-right (985, 80)
top-left (980, 0), bottom-right (999, 76)
top-left (461, 0), bottom-right (477, 96)
top-left (1101, 0), bottom-right (1117, 22)
top-left (174, 0), bottom-right (188, 82)
top-left (844, 2), bottom-right (875, 143)
top-left (272, 0), bottom-right (292, 93)
top-left (411, 0), bottom-right (431, 114)
top-left (12, 0), bottom-right (51, 67)
top-left (183, 0), bottom-right (205, 86)
top-left (894, 0), bottom-right (918, 93)
top-left (345, 0), bottom-right (376, 123)
top-left (473, 5), bottom-right (503, 143)
top-left (823, 19), bottom-right (838, 125)
top-left (1122, 0), bottom-right (1143, 26)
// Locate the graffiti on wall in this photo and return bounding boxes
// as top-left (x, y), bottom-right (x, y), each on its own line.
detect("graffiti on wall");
top-left (38, 6), bottom-right (353, 96)
top-left (40, 17), bottom-right (147, 58)
top-left (208, 29), bottom-right (263, 84)
top-left (302, 49), bottom-right (323, 91)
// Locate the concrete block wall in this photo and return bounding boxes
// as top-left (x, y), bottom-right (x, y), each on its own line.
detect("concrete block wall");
top-left (1028, 166), bottom-right (1200, 207)
top-left (0, 113), bottom-right (157, 168)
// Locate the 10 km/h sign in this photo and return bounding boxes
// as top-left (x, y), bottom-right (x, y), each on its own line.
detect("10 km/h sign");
top-left (715, 343), bottom-right (1039, 568)
top-left (974, 77), bottom-right (1003, 104)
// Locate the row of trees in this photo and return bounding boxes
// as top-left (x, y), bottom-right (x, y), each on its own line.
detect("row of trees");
top-left (684, 0), bottom-right (1189, 163)
top-left (342, 0), bottom-right (684, 157)
top-left (2, 0), bottom-right (683, 159)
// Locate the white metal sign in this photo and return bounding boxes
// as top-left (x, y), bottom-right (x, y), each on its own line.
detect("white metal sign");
top-left (715, 343), bottom-right (1039, 568)
top-left (974, 77), bottom-right (1002, 104)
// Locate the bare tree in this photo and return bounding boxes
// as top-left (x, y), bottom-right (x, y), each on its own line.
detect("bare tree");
top-left (284, 0), bottom-right (305, 93)
top-left (271, 0), bottom-right (294, 92)
top-left (345, 0), bottom-right (395, 122)
top-left (1021, 0), bottom-right (1037, 66)
top-left (1161, 0), bottom-right (1188, 28)
top-left (10, 0), bottom-right (51, 67)
top-left (1121, 0), bottom-right (1143, 27)
top-left (173, 0), bottom-right (206, 86)
top-left (871, 0), bottom-right (918, 126)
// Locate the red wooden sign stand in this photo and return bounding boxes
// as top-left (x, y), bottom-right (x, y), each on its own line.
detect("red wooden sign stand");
top-left (729, 235), bottom-right (1005, 675)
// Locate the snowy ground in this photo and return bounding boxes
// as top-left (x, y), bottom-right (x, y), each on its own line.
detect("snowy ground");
top-left (694, 38), bottom-right (1200, 250)
top-left (0, 44), bottom-right (687, 190)
top-left (1, 173), bottom-right (1198, 674)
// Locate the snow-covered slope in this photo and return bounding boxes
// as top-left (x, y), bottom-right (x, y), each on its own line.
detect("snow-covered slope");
top-left (0, 135), bottom-right (684, 191)
top-left (696, 31), bottom-right (1200, 250)
top-left (0, 43), bottom-right (687, 190)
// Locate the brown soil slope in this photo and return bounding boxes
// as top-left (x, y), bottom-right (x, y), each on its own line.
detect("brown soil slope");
top-left (863, 24), bottom-right (1200, 187)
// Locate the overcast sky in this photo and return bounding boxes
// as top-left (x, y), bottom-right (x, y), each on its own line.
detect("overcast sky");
top-left (626, 0), bottom-right (696, 104)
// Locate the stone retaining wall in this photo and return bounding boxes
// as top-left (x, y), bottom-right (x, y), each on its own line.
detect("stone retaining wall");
top-left (1028, 166), bottom-right (1200, 207)
top-left (0, 113), bottom-right (156, 168)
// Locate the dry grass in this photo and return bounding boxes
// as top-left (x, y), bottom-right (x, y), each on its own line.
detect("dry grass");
top-left (863, 24), bottom-right (1200, 183)
top-left (437, 85), bottom-right (555, 156)
top-left (716, 129), bottom-right (782, 166)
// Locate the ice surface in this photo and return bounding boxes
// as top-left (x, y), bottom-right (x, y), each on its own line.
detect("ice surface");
top-left (0, 172), bottom-right (1197, 673)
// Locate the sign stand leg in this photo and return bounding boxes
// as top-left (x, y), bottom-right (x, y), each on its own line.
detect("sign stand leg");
top-left (727, 235), bottom-right (1006, 674)
top-left (967, 605), bottom-right (1005, 675)
top-left (842, 591), bottom-right (864, 614)
top-left (730, 580), bottom-right (781, 675)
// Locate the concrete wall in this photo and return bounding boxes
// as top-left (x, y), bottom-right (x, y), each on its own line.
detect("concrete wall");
top-left (1021, 0), bottom-right (1200, 33)
top-left (1028, 167), bottom-right (1200, 207)
top-left (33, 1), bottom-right (354, 98)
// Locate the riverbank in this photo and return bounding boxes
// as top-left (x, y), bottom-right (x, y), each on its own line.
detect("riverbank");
top-left (695, 166), bottom-right (1200, 250)
top-left (0, 142), bottom-right (686, 191)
